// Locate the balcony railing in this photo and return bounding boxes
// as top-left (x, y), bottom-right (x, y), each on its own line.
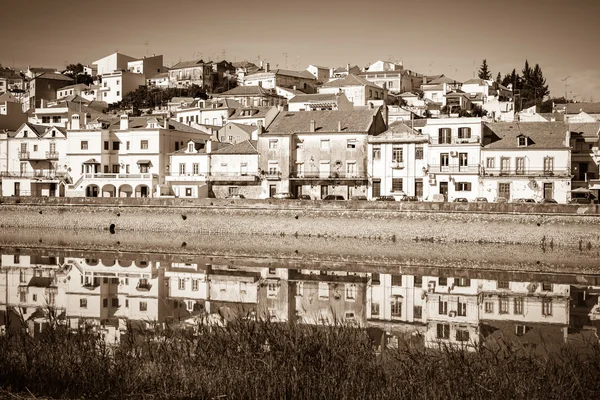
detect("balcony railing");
top-left (18, 151), bottom-right (60, 160)
top-left (481, 168), bottom-right (571, 177)
top-left (19, 152), bottom-right (29, 159)
top-left (390, 161), bottom-right (405, 169)
top-left (289, 170), bottom-right (368, 179)
top-left (0, 171), bottom-right (66, 180)
top-left (46, 151), bottom-right (59, 160)
top-left (427, 165), bottom-right (480, 174)
top-left (209, 172), bottom-right (259, 182)
top-left (82, 173), bottom-right (157, 180)
top-left (430, 135), bottom-right (481, 145)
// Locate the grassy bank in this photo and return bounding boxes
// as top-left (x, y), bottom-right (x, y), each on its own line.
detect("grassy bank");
top-left (1, 319), bottom-right (599, 399)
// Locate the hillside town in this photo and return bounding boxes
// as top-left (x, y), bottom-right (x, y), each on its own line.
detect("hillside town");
top-left (1, 52), bottom-right (599, 203)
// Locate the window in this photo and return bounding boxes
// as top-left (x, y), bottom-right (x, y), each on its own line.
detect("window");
top-left (439, 299), bottom-right (448, 315)
top-left (320, 139), bottom-right (330, 151)
top-left (113, 141), bottom-right (120, 151)
top-left (112, 298), bottom-right (119, 307)
top-left (392, 146), bottom-right (403, 162)
top-left (542, 283), bottom-right (552, 291)
top-left (347, 139), bottom-right (358, 149)
top-left (140, 164), bottom-right (149, 173)
top-left (415, 146), bottom-right (423, 160)
top-left (125, 299), bottom-right (129, 308)
top-left (439, 277), bottom-right (447, 286)
top-left (457, 298), bottom-right (467, 316)
top-left (192, 163), bottom-right (199, 174)
top-left (116, 91), bottom-right (120, 96)
top-left (499, 297), bottom-right (509, 314)
top-left (20, 292), bottom-right (27, 302)
top-left (518, 136), bottom-right (527, 147)
top-left (296, 281), bottom-right (304, 297)
top-left (268, 161), bottom-right (279, 175)
top-left (500, 157), bottom-right (510, 173)
top-left (140, 302), bottom-right (148, 311)
top-left (52, 116), bottom-right (60, 123)
top-left (268, 139), bottom-right (278, 149)
top-left (391, 178), bottom-right (403, 192)
top-left (440, 153), bottom-right (449, 167)
top-left (318, 282), bottom-right (329, 299)
top-left (439, 128), bottom-right (451, 144)
top-left (414, 306), bottom-right (423, 319)
top-left (391, 296), bottom-right (402, 318)
top-left (103, 298), bottom-right (108, 308)
top-left (126, 141), bottom-right (130, 150)
top-left (514, 298), bottom-right (524, 315)
top-left (179, 163), bottom-right (186, 175)
top-left (372, 146), bottom-right (381, 160)
top-left (543, 157), bottom-right (554, 173)
top-left (80, 298), bottom-right (87, 308)
top-left (456, 328), bottom-right (470, 342)
top-left (486, 157), bottom-right (495, 169)
top-left (455, 278), bottom-right (470, 287)
top-left (178, 278), bottom-right (185, 290)
top-left (141, 140), bottom-right (149, 149)
top-left (437, 323), bottom-right (450, 339)
top-left (19, 270), bottom-right (26, 283)
top-left (455, 182), bottom-right (471, 191)
top-left (104, 141), bottom-right (109, 150)
top-left (497, 281), bottom-right (509, 289)
top-left (345, 284), bottom-right (357, 300)
top-left (81, 141), bottom-right (88, 150)
top-left (42, 116), bottom-right (50, 124)
top-left (33, 145), bottom-right (38, 152)
top-left (14, 254), bottom-right (20, 264)
top-left (516, 157), bottom-right (525, 175)
top-left (515, 325), bottom-right (527, 336)
top-left (484, 301), bottom-right (494, 313)
top-left (228, 187), bottom-right (239, 195)
top-left (267, 282), bottom-right (278, 298)
top-left (371, 302), bottom-right (380, 316)
top-left (391, 274), bottom-right (403, 286)
top-left (185, 188), bottom-right (192, 196)
top-left (542, 299), bottom-right (552, 316)
top-left (458, 153), bottom-right (468, 167)
top-left (112, 165), bottom-right (119, 173)
top-left (458, 127), bottom-right (471, 139)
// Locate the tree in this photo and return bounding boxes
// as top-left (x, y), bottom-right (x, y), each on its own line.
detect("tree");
top-left (496, 72), bottom-right (502, 84)
top-left (478, 59), bottom-right (492, 80)
top-left (470, 105), bottom-right (488, 118)
top-left (63, 63), bottom-right (94, 86)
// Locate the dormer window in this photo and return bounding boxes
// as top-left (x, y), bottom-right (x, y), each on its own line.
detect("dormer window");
top-left (187, 143), bottom-right (194, 152)
top-left (517, 136), bottom-right (528, 147)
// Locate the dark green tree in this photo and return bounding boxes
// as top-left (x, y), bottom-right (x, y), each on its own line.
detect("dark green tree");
top-left (478, 59), bottom-right (492, 80)
top-left (63, 63), bottom-right (94, 86)
top-left (496, 72), bottom-right (502, 84)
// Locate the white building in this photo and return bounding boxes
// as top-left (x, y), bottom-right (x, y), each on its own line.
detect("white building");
top-left (92, 53), bottom-right (137, 77)
top-left (287, 93), bottom-right (353, 112)
top-left (481, 122), bottom-right (571, 203)
top-left (368, 122), bottom-right (429, 199)
top-left (318, 74), bottom-right (386, 107)
top-left (164, 139), bottom-right (211, 198)
top-left (98, 70), bottom-right (146, 105)
top-left (305, 65), bottom-right (330, 82)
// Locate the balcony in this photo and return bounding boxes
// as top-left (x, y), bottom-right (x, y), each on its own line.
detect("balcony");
top-left (289, 170), bottom-right (368, 180)
top-left (430, 135), bottom-right (481, 145)
top-left (46, 151), bottom-right (59, 160)
top-left (481, 168), bottom-right (571, 178)
top-left (427, 165), bottom-right (480, 174)
top-left (209, 172), bottom-right (259, 182)
top-left (263, 171), bottom-right (282, 181)
top-left (0, 171), bottom-right (66, 180)
top-left (82, 173), bottom-right (157, 180)
top-left (166, 172), bottom-right (208, 182)
top-left (390, 161), bottom-right (405, 169)
top-left (18, 151), bottom-right (60, 160)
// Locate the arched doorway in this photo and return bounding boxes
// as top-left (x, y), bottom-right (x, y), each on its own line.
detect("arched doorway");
top-left (102, 184), bottom-right (116, 197)
top-left (118, 184), bottom-right (133, 198)
top-left (135, 185), bottom-right (150, 198)
top-left (86, 185), bottom-right (99, 197)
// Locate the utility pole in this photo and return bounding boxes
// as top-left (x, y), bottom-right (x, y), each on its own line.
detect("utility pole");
top-left (561, 75), bottom-right (571, 101)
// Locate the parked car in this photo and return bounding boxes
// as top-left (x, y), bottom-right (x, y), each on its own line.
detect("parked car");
top-left (495, 197), bottom-right (508, 203)
top-left (474, 197), bottom-right (488, 203)
top-left (513, 198), bottom-right (536, 203)
top-left (227, 194), bottom-right (245, 199)
top-left (539, 198), bottom-right (558, 204)
top-left (272, 192), bottom-right (293, 199)
top-left (453, 198), bottom-right (469, 203)
top-left (569, 197), bottom-right (592, 204)
top-left (323, 195), bottom-right (345, 201)
top-left (297, 194), bottom-right (311, 200)
top-left (375, 196), bottom-right (396, 202)
top-left (430, 194), bottom-right (446, 203)
top-left (350, 196), bottom-right (368, 201)
top-left (399, 196), bottom-right (419, 202)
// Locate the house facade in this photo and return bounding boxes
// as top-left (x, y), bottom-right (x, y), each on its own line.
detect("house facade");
top-left (318, 74), bottom-right (386, 108)
top-left (168, 60), bottom-right (213, 90)
top-left (209, 140), bottom-right (261, 198)
top-left (242, 68), bottom-right (317, 93)
top-left (287, 93), bottom-right (353, 112)
top-left (481, 122), bottom-right (571, 203)
top-left (98, 70), bottom-right (146, 105)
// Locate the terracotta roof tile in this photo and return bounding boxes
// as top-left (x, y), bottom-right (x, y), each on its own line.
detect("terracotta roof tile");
top-left (483, 122), bottom-right (569, 149)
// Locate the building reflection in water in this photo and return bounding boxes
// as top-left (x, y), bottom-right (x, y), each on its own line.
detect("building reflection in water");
top-left (1, 250), bottom-right (599, 352)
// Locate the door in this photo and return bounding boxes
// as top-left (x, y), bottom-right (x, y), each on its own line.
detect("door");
top-left (49, 183), bottom-right (56, 197)
top-left (578, 163), bottom-right (588, 181)
top-left (347, 186), bottom-right (354, 200)
top-left (498, 182), bottom-right (510, 200)
top-left (269, 185), bottom-right (277, 197)
top-left (296, 185), bottom-right (302, 199)
top-left (544, 183), bottom-right (553, 200)
top-left (140, 186), bottom-right (148, 198)
top-left (415, 179), bottom-right (423, 198)
top-left (320, 185), bottom-right (328, 199)
top-left (372, 179), bottom-right (381, 198)
top-left (14, 182), bottom-right (20, 196)
top-left (319, 161), bottom-right (330, 178)
top-left (439, 182), bottom-right (448, 201)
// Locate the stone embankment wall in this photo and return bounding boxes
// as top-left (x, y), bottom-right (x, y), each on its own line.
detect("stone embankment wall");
top-left (1, 197), bottom-right (600, 249)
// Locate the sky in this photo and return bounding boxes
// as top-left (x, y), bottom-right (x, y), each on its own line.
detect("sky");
top-left (1, 0), bottom-right (599, 101)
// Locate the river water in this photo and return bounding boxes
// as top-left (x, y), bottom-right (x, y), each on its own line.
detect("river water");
top-left (1, 228), bottom-right (599, 354)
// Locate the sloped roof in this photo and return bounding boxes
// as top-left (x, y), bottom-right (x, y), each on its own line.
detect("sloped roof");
top-left (167, 118), bottom-right (210, 135)
top-left (569, 122), bottom-right (600, 137)
top-left (28, 277), bottom-right (54, 288)
top-left (57, 83), bottom-right (89, 91)
top-left (219, 85), bottom-right (275, 96)
top-left (483, 122), bottom-right (569, 149)
top-left (35, 73), bottom-right (74, 82)
top-left (170, 59), bottom-right (206, 70)
top-left (0, 92), bottom-right (18, 102)
top-left (564, 102), bottom-right (600, 114)
top-left (148, 72), bottom-right (169, 80)
top-left (333, 65), bottom-right (359, 73)
top-left (462, 78), bottom-right (488, 85)
top-left (222, 122), bottom-right (257, 135)
top-left (12, 123), bottom-right (48, 138)
top-left (369, 122), bottom-right (428, 143)
top-left (169, 97), bottom-right (195, 104)
top-left (244, 69), bottom-right (316, 81)
top-left (265, 109), bottom-right (379, 135)
top-left (322, 74), bottom-right (379, 89)
top-left (211, 140), bottom-right (258, 155)
top-left (428, 76), bottom-right (460, 85)
top-left (289, 93), bottom-right (339, 103)
top-left (422, 84), bottom-right (444, 91)
top-left (398, 92), bottom-right (418, 97)
top-left (230, 106), bottom-right (273, 119)
top-left (538, 113), bottom-right (565, 122)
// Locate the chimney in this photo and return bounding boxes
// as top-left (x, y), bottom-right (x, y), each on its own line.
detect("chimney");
top-left (251, 128), bottom-right (259, 141)
top-left (71, 114), bottom-right (80, 130)
top-left (260, 60), bottom-right (264, 69)
top-left (83, 113), bottom-right (88, 127)
top-left (346, 63), bottom-right (350, 72)
top-left (309, 120), bottom-right (316, 132)
top-left (265, 63), bottom-right (270, 73)
top-left (120, 114), bottom-right (129, 130)
top-left (337, 121), bottom-right (342, 132)
top-left (293, 85), bottom-right (297, 91)
top-left (256, 120), bottom-right (263, 134)
top-left (206, 139), bottom-right (212, 154)
top-left (369, 102), bottom-right (374, 109)
top-left (163, 117), bottom-right (168, 129)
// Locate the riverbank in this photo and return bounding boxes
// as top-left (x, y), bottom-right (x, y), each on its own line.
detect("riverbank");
top-left (1, 197), bottom-right (600, 249)
top-left (0, 320), bottom-right (598, 400)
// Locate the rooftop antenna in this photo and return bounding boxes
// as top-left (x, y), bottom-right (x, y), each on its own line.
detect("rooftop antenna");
top-left (561, 75), bottom-right (571, 101)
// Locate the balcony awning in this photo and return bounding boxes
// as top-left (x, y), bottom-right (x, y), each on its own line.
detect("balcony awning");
top-left (136, 160), bottom-right (152, 165)
top-left (82, 158), bottom-right (100, 164)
